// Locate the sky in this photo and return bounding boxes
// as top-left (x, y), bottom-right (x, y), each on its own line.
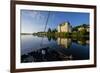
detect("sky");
top-left (21, 10), bottom-right (89, 33)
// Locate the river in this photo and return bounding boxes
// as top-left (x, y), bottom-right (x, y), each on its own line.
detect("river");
top-left (21, 35), bottom-right (89, 63)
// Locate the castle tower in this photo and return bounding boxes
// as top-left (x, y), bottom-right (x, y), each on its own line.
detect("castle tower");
top-left (57, 22), bottom-right (72, 32)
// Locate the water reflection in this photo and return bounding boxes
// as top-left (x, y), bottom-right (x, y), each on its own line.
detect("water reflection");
top-left (72, 37), bottom-right (89, 46)
top-left (21, 47), bottom-right (73, 63)
top-left (21, 35), bottom-right (89, 63)
top-left (57, 38), bottom-right (71, 48)
top-left (47, 36), bottom-right (57, 41)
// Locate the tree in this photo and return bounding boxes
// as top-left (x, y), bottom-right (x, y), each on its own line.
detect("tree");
top-left (52, 29), bottom-right (57, 33)
top-left (82, 24), bottom-right (88, 28)
top-left (79, 29), bottom-right (87, 35)
top-left (48, 28), bottom-right (51, 33)
top-left (72, 27), bottom-right (78, 31)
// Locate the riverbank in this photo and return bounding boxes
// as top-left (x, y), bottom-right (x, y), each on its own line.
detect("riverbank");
top-left (32, 32), bottom-right (89, 38)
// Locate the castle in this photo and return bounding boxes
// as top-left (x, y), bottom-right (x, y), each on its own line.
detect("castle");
top-left (57, 22), bottom-right (72, 33)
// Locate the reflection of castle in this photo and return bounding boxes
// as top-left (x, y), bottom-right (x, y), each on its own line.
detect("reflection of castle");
top-left (57, 38), bottom-right (71, 48)
top-left (58, 22), bottom-right (72, 32)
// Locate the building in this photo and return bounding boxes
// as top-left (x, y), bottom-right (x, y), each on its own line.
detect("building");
top-left (58, 22), bottom-right (72, 32)
top-left (78, 25), bottom-right (89, 32)
top-left (78, 27), bottom-right (85, 31)
top-left (86, 26), bottom-right (89, 32)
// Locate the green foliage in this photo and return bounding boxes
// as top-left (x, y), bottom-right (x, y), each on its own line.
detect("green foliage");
top-left (47, 28), bottom-right (57, 34)
top-left (33, 24), bottom-right (89, 39)
top-left (52, 29), bottom-right (57, 33)
top-left (48, 28), bottom-right (51, 33)
top-left (72, 24), bottom-right (89, 32)
top-left (79, 29), bottom-right (87, 35)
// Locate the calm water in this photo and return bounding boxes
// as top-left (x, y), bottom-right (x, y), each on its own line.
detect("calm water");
top-left (21, 35), bottom-right (89, 63)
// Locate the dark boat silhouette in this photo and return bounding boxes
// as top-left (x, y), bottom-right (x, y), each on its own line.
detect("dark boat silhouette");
top-left (21, 47), bottom-right (73, 63)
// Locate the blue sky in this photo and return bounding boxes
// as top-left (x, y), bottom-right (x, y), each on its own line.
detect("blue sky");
top-left (21, 10), bottom-right (89, 33)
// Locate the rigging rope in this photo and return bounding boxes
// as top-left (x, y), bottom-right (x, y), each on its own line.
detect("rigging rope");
top-left (40, 11), bottom-right (50, 47)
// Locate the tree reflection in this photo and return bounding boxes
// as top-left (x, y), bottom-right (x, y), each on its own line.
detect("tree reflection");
top-left (47, 35), bottom-right (57, 41)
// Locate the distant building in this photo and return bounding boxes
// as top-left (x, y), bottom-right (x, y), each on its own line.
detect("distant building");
top-left (58, 22), bottom-right (72, 32)
top-left (78, 27), bottom-right (85, 31)
top-left (86, 26), bottom-right (89, 32)
top-left (78, 25), bottom-right (89, 32)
